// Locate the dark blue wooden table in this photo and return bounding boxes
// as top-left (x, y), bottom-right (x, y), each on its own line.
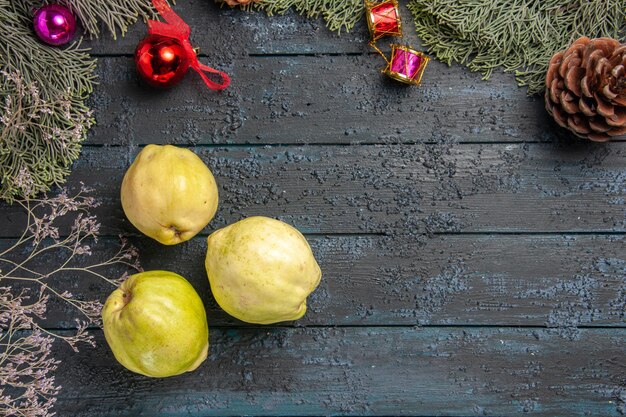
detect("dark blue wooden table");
top-left (5, 1), bottom-right (625, 415)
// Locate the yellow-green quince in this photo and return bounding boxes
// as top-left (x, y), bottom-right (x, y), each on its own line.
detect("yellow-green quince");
top-left (121, 144), bottom-right (219, 245)
top-left (205, 216), bottom-right (322, 324)
top-left (102, 270), bottom-right (209, 378)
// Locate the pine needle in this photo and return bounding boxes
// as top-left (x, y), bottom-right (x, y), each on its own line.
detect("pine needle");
top-left (238, 0), bottom-right (364, 33)
top-left (408, 0), bottom-right (626, 95)
top-left (48, 0), bottom-right (157, 39)
top-left (0, 0), bottom-right (155, 202)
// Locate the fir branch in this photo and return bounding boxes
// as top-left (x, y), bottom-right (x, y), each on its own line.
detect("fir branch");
top-left (0, 2), bottom-right (97, 96)
top-left (0, 2), bottom-right (97, 202)
top-left (0, 70), bottom-right (93, 202)
top-left (229, 0), bottom-right (364, 33)
top-left (17, 0), bottom-right (156, 39)
top-left (0, 0), bottom-right (155, 202)
top-left (67, 0), bottom-right (153, 39)
top-left (408, 0), bottom-right (626, 95)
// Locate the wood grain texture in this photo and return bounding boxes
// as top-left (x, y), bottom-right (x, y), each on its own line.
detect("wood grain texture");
top-left (85, 2), bottom-right (626, 147)
top-left (88, 56), bottom-right (555, 146)
top-left (86, 0), bottom-right (391, 56)
top-left (1, 3), bottom-right (624, 416)
top-left (17, 234), bottom-right (624, 329)
top-left (84, 0), bottom-right (625, 148)
top-left (52, 327), bottom-right (626, 416)
top-left (1, 143), bottom-right (624, 237)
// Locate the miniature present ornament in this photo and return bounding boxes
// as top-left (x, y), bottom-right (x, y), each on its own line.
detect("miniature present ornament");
top-left (384, 44), bottom-right (430, 86)
top-left (365, 0), bottom-right (402, 41)
top-left (364, 0), bottom-right (429, 86)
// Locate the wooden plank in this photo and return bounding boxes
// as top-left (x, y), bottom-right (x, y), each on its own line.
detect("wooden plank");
top-left (88, 56), bottom-right (553, 145)
top-left (51, 327), bottom-right (626, 416)
top-left (1, 143), bottom-right (624, 236)
top-left (9, 234), bottom-right (624, 328)
top-left (86, 0), bottom-right (377, 56)
top-left (86, 0), bottom-right (558, 146)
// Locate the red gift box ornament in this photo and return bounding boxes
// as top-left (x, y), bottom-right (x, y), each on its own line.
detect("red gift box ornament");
top-left (135, 0), bottom-right (230, 90)
top-left (365, 0), bottom-right (402, 41)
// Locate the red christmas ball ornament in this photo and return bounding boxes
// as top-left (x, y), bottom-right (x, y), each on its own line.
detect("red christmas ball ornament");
top-left (133, 0), bottom-right (230, 91)
top-left (33, 4), bottom-right (77, 46)
top-left (135, 34), bottom-right (191, 88)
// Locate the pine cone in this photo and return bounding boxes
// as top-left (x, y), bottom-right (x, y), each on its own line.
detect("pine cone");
top-left (222, 0), bottom-right (260, 6)
top-left (545, 37), bottom-right (626, 142)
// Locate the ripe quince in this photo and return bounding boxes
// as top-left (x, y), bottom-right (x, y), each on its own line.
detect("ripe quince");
top-left (121, 144), bottom-right (218, 245)
top-left (205, 216), bottom-right (322, 324)
top-left (102, 270), bottom-right (209, 378)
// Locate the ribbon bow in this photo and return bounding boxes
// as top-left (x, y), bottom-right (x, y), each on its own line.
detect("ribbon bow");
top-left (148, 0), bottom-right (230, 90)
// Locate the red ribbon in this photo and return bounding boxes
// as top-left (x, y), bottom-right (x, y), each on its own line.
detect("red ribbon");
top-left (148, 0), bottom-right (230, 90)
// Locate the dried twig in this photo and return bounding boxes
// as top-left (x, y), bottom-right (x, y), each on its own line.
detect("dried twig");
top-left (0, 0), bottom-right (155, 202)
top-left (0, 187), bottom-right (141, 416)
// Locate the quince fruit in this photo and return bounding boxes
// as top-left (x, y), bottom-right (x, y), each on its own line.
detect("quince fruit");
top-left (205, 216), bottom-right (322, 324)
top-left (102, 270), bottom-right (209, 378)
top-left (121, 144), bottom-right (218, 245)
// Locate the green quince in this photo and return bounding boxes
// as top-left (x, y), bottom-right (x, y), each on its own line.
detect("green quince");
top-left (205, 216), bottom-right (322, 324)
top-left (102, 270), bottom-right (209, 378)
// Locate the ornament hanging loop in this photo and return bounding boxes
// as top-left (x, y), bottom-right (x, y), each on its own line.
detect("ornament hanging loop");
top-left (368, 41), bottom-right (390, 66)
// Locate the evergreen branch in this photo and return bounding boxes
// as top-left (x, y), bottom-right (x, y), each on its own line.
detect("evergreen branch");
top-left (0, 0), bottom-right (155, 202)
top-left (408, 0), bottom-right (626, 95)
top-left (0, 0), bottom-right (89, 202)
top-left (0, 1), bottom-right (97, 101)
top-left (19, 0), bottom-right (156, 39)
top-left (235, 0), bottom-right (364, 33)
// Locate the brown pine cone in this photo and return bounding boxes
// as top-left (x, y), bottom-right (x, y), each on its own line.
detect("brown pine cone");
top-left (223, 0), bottom-right (260, 6)
top-left (545, 37), bottom-right (626, 142)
